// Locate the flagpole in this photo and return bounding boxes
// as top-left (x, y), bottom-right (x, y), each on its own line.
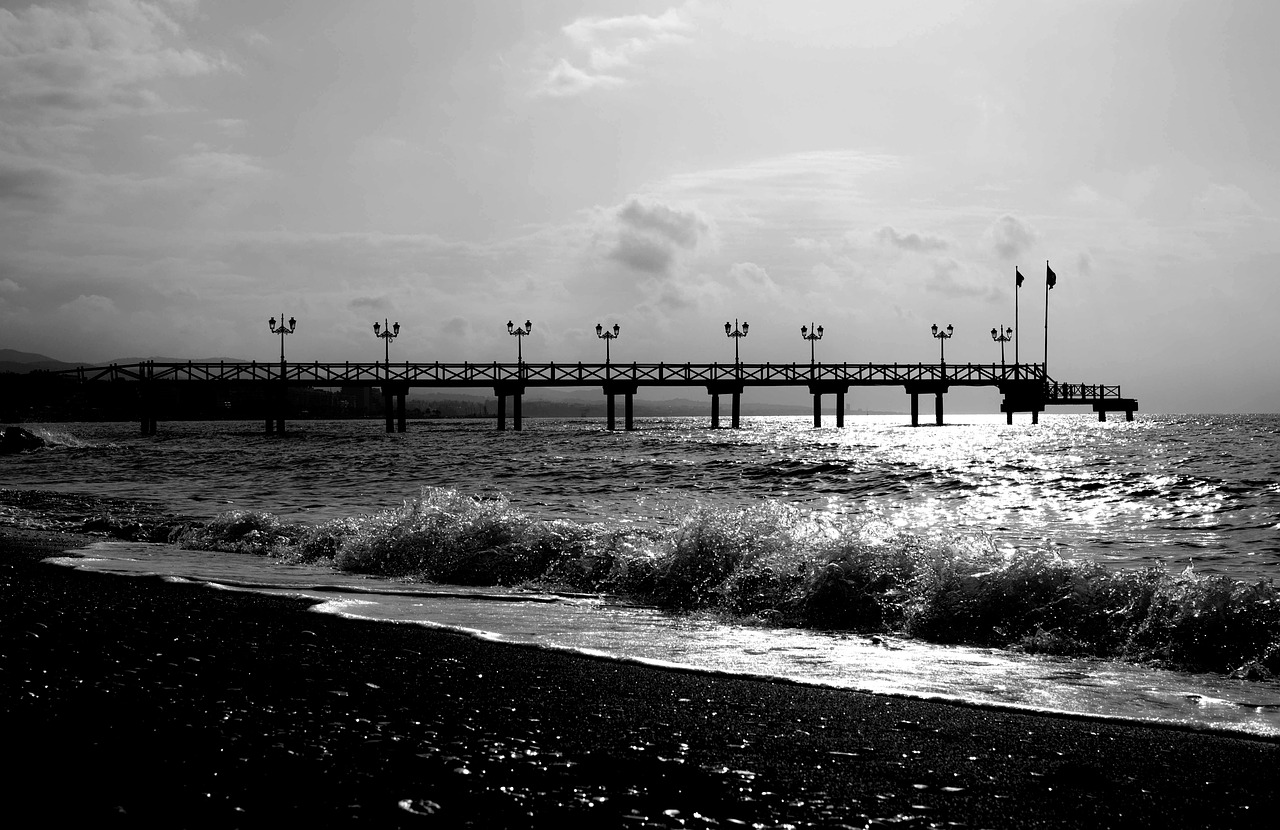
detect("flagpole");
top-left (1014, 268), bottom-right (1020, 378)
top-left (1043, 259), bottom-right (1050, 379)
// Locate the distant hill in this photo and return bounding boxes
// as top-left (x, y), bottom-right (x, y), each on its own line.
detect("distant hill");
top-left (0, 350), bottom-right (249, 374)
top-left (0, 349), bottom-right (59, 364)
top-left (0, 349), bottom-right (82, 374)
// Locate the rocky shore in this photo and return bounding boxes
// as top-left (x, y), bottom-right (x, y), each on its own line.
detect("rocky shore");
top-left (3, 526), bottom-right (1277, 828)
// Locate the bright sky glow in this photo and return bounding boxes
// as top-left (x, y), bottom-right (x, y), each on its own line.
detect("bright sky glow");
top-left (2, 0), bottom-right (1277, 412)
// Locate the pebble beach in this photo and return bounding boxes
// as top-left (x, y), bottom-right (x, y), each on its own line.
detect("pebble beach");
top-left (4, 526), bottom-right (1278, 828)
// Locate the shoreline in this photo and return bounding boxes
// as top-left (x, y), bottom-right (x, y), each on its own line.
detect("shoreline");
top-left (4, 526), bottom-right (1278, 828)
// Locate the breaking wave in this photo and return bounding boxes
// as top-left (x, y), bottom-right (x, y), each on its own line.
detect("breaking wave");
top-left (172, 486), bottom-right (1280, 679)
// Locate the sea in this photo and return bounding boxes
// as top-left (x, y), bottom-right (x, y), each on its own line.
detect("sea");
top-left (3, 413), bottom-right (1280, 739)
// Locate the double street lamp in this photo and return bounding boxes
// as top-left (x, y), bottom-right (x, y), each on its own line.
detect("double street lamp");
top-left (801, 322), bottom-right (824, 365)
top-left (991, 325), bottom-right (1013, 368)
top-left (931, 323), bottom-right (954, 364)
top-left (596, 322), bottom-right (620, 363)
top-left (508, 319), bottom-right (533, 363)
top-left (373, 319), bottom-right (400, 364)
top-left (724, 319), bottom-right (749, 364)
top-left (268, 314), bottom-right (296, 361)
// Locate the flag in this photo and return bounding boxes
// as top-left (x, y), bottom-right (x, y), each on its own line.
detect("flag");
top-left (1046, 262), bottom-right (1057, 289)
top-left (1016, 267), bottom-right (1024, 288)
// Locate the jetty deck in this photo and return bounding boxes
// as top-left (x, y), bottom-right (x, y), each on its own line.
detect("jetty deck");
top-left (25, 360), bottom-right (1138, 434)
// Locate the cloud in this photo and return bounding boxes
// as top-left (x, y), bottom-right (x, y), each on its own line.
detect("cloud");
top-left (926, 259), bottom-right (1000, 300)
top-left (607, 198), bottom-right (710, 275)
top-left (349, 296), bottom-right (390, 312)
top-left (442, 317), bottom-right (471, 339)
top-left (535, 6), bottom-right (693, 97)
top-left (174, 149), bottom-right (266, 181)
top-left (0, 154), bottom-right (72, 204)
top-left (213, 118), bottom-right (247, 138)
top-left (611, 233), bottom-right (677, 274)
top-left (876, 225), bottom-right (948, 253)
top-left (1194, 183), bottom-right (1261, 216)
top-left (563, 8), bottom-right (693, 71)
top-left (0, 1), bottom-right (228, 123)
top-left (726, 261), bottom-right (782, 303)
top-left (59, 293), bottom-right (119, 317)
top-left (538, 58), bottom-right (625, 98)
top-left (987, 214), bottom-right (1037, 260)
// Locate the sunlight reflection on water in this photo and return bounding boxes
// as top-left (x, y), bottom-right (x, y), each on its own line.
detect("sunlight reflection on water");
top-left (8, 414), bottom-right (1280, 581)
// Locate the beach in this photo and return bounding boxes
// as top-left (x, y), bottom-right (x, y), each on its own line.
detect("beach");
top-left (3, 526), bottom-right (1277, 828)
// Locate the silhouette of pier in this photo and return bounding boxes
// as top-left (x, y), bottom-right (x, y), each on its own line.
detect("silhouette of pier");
top-left (39, 360), bottom-right (1137, 434)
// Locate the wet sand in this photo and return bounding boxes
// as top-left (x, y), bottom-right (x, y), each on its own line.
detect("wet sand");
top-left (3, 526), bottom-right (1277, 828)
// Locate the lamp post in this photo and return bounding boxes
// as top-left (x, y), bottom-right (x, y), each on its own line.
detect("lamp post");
top-left (373, 318), bottom-right (400, 365)
top-left (931, 323), bottom-right (954, 364)
top-left (800, 322), bottom-right (824, 365)
top-left (990, 325), bottom-right (1012, 369)
top-left (268, 314), bottom-right (296, 362)
top-left (595, 322), bottom-right (620, 363)
top-left (724, 319), bottom-right (749, 364)
top-left (507, 319), bottom-right (532, 363)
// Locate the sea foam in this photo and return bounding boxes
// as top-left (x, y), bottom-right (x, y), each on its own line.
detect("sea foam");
top-left (173, 486), bottom-right (1280, 677)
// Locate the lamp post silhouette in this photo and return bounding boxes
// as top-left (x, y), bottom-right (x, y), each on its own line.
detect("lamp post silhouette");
top-left (595, 323), bottom-right (620, 363)
top-left (507, 319), bottom-right (532, 363)
top-left (373, 319), bottom-right (400, 365)
top-left (268, 314), bottom-right (296, 362)
top-left (801, 322), bottom-right (824, 365)
top-left (991, 325), bottom-right (1013, 369)
top-left (931, 323), bottom-right (954, 365)
top-left (724, 319), bottom-right (749, 364)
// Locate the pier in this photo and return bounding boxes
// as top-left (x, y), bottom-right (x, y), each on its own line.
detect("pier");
top-left (28, 360), bottom-right (1138, 434)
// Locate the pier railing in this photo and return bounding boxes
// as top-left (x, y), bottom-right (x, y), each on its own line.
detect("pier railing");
top-left (56, 360), bottom-right (1105, 390)
top-left (23, 359), bottom-right (1136, 433)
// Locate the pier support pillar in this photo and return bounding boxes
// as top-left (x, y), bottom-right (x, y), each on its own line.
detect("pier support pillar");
top-left (381, 384), bottom-right (409, 433)
top-left (495, 383), bottom-right (525, 432)
top-left (708, 383), bottom-right (744, 429)
top-left (906, 383), bottom-right (948, 428)
top-left (138, 365), bottom-right (157, 436)
top-left (604, 383), bottom-right (638, 432)
top-left (1126, 409), bottom-right (1134, 422)
top-left (265, 418), bottom-right (274, 435)
top-left (276, 418), bottom-right (286, 435)
top-left (808, 383), bottom-right (849, 429)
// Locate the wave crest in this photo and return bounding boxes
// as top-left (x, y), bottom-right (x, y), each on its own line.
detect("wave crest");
top-left (178, 486), bottom-right (1280, 677)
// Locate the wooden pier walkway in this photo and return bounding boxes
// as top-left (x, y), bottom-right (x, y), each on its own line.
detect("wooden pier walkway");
top-left (36, 360), bottom-right (1138, 434)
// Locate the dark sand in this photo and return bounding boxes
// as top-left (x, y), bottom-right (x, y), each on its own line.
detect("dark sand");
top-left (3, 527), bottom-right (1277, 828)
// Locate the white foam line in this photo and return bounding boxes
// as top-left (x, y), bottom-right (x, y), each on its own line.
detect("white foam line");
top-left (302, 601), bottom-right (1280, 740)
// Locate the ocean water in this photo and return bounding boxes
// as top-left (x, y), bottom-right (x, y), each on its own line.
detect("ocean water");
top-left (3, 413), bottom-right (1280, 737)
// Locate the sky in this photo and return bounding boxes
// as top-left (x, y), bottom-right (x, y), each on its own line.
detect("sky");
top-left (2, 0), bottom-right (1278, 414)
